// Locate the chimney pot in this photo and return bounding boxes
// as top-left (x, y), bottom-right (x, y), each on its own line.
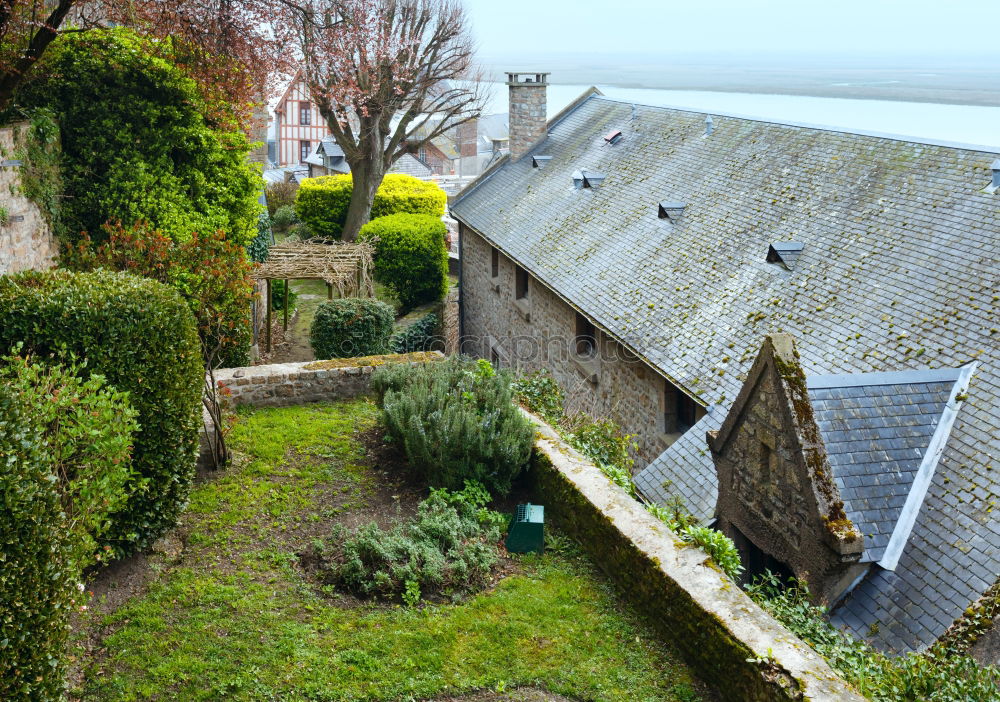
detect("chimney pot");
top-left (705, 115), bottom-right (714, 137)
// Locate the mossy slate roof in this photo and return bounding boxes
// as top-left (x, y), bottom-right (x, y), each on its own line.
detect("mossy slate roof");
top-left (451, 95), bottom-right (1000, 655)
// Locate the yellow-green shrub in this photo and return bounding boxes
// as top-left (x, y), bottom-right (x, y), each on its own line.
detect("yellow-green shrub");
top-left (359, 213), bottom-right (448, 311)
top-left (295, 174), bottom-right (446, 239)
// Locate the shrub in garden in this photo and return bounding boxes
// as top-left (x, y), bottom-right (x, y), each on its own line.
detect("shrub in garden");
top-left (0, 270), bottom-right (203, 554)
top-left (0, 353), bottom-right (138, 700)
top-left (271, 204), bottom-right (298, 233)
top-left (390, 312), bottom-right (439, 353)
top-left (247, 211), bottom-right (273, 264)
top-left (295, 173), bottom-right (446, 239)
top-left (270, 279), bottom-right (298, 312)
top-left (309, 298), bottom-right (395, 359)
top-left (358, 213), bottom-right (448, 311)
top-left (372, 357), bottom-right (534, 495)
top-left (15, 28), bottom-right (261, 246)
top-left (62, 221), bottom-right (256, 368)
top-left (512, 369), bottom-right (565, 425)
top-left (313, 483), bottom-right (504, 602)
top-left (748, 573), bottom-right (1000, 701)
top-left (265, 181), bottom-right (298, 217)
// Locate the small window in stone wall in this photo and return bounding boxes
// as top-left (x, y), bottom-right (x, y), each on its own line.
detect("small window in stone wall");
top-left (515, 265), bottom-right (529, 300)
top-left (491, 247), bottom-right (499, 278)
top-left (663, 379), bottom-right (701, 434)
top-left (575, 313), bottom-right (596, 357)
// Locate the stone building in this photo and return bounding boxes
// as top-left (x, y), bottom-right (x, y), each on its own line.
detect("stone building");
top-left (450, 74), bottom-right (1000, 655)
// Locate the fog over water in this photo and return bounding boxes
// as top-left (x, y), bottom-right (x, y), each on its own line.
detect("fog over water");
top-left (483, 83), bottom-right (1000, 150)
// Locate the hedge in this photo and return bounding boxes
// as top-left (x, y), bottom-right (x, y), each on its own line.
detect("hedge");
top-left (310, 298), bottom-right (395, 360)
top-left (295, 173), bottom-right (446, 239)
top-left (0, 270), bottom-right (203, 554)
top-left (0, 354), bottom-right (137, 701)
top-left (359, 213), bottom-right (449, 311)
top-left (391, 311), bottom-right (440, 353)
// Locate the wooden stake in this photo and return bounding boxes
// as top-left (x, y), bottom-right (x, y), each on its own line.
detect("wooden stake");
top-left (265, 279), bottom-right (272, 354)
top-left (327, 282), bottom-right (333, 300)
top-left (282, 279), bottom-right (289, 331)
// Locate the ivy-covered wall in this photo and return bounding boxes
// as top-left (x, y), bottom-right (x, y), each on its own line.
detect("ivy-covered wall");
top-left (527, 413), bottom-right (865, 702)
top-left (0, 120), bottom-right (60, 274)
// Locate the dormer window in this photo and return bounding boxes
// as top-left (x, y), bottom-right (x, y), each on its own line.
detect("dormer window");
top-left (766, 242), bottom-right (804, 270)
top-left (532, 155), bottom-right (552, 168)
top-left (604, 129), bottom-right (623, 145)
top-left (658, 202), bottom-right (686, 222)
top-left (582, 171), bottom-right (606, 188)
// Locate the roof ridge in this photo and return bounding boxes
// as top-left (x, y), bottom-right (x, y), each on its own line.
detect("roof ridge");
top-left (588, 94), bottom-right (1000, 154)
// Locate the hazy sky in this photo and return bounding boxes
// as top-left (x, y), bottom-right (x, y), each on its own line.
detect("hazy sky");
top-left (466, 0), bottom-right (1000, 58)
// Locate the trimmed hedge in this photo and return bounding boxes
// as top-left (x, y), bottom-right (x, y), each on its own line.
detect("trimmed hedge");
top-left (310, 298), bottom-right (395, 360)
top-left (0, 354), bottom-right (138, 701)
top-left (372, 357), bottom-right (534, 496)
top-left (295, 173), bottom-right (446, 239)
top-left (359, 213), bottom-right (449, 311)
top-left (391, 312), bottom-right (440, 353)
top-left (0, 270), bottom-right (203, 554)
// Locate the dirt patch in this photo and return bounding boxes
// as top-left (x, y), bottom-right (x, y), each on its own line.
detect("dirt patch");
top-left (429, 688), bottom-right (576, 702)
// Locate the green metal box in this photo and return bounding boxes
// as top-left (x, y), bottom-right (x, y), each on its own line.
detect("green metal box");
top-left (505, 503), bottom-right (544, 554)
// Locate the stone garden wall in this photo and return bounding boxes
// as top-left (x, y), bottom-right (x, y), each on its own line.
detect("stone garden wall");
top-left (0, 124), bottom-right (58, 274)
top-left (214, 352), bottom-right (444, 409)
top-left (528, 412), bottom-right (864, 702)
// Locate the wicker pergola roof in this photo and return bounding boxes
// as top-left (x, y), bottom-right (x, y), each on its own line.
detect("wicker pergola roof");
top-left (255, 239), bottom-right (376, 298)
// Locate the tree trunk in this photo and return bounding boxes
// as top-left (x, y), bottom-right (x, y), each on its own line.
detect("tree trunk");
top-left (341, 160), bottom-right (384, 242)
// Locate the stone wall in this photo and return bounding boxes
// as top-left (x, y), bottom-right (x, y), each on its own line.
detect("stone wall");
top-left (440, 285), bottom-right (460, 355)
top-left (461, 223), bottom-right (682, 464)
top-left (0, 124), bottom-right (58, 274)
top-left (529, 413), bottom-right (864, 702)
top-left (214, 352), bottom-right (444, 409)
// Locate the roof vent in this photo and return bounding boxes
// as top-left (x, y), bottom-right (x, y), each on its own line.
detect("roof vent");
top-left (767, 241), bottom-right (804, 270)
top-left (604, 129), bottom-right (623, 145)
top-left (532, 155), bottom-right (552, 168)
top-left (572, 170), bottom-right (585, 189)
top-left (582, 170), bottom-right (606, 188)
top-left (657, 202), bottom-right (686, 222)
top-left (991, 159), bottom-right (1000, 190)
top-left (704, 115), bottom-right (714, 137)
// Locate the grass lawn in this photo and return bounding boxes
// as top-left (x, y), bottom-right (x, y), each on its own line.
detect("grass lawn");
top-left (72, 399), bottom-right (706, 701)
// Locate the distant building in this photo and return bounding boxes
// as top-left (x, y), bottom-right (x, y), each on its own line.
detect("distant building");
top-left (272, 70), bottom-right (332, 167)
top-left (451, 71), bottom-right (1000, 657)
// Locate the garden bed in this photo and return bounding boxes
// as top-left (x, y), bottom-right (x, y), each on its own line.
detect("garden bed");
top-left (69, 398), bottom-right (709, 701)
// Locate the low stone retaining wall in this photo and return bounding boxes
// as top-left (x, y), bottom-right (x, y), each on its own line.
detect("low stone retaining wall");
top-left (214, 352), bottom-right (443, 408)
top-left (527, 414), bottom-right (864, 702)
top-left (0, 123), bottom-right (58, 275)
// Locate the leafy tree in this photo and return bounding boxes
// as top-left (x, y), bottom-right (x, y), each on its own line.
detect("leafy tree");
top-left (15, 28), bottom-right (262, 245)
top-left (281, 0), bottom-right (484, 241)
top-left (0, 0), bottom-right (76, 113)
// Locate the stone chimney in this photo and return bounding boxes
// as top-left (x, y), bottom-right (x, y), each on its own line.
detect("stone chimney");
top-left (507, 72), bottom-right (549, 161)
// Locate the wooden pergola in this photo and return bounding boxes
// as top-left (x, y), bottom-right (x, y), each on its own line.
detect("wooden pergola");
top-left (254, 239), bottom-right (376, 353)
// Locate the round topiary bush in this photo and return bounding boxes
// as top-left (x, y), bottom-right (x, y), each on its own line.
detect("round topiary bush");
top-left (310, 298), bottom-right (395, 359)
top-left (0, 270), bottom-right (203, 555)
top-left (358, 213), bottom-right (449, 312)
top-left (295, 173), bottom-right (446, 239)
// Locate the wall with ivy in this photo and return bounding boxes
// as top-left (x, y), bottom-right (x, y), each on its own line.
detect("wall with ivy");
top-left (0, 120), bottom-right (60, 274)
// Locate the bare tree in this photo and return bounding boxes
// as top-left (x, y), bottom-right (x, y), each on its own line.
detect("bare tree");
top-left (282, 0), bottom-right (485, 241)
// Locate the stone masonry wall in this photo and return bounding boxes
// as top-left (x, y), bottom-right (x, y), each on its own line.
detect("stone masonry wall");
top-left (440, 285), bottom-right (459, 355)
top-left (461, 224), bottom-right (674, 464)
top-left (214, 352), bottom-right (444, 409)
top-left (529, 413), bottom-right (864, 702)
top-left (0, 124), bottom-right (58, 274)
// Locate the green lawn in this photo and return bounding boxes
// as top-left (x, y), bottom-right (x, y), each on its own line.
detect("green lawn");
top-left (74, 399), bottom-right (704, 701)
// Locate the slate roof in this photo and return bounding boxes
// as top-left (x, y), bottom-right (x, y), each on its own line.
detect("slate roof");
top-left (807, 367), bottom-right (971, 567)
top-left (451, 94), bottom-right (1000, 655)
